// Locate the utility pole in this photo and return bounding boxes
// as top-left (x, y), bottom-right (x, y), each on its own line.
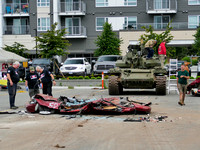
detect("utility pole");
top-left (34, 29), bottom-right (38, 58)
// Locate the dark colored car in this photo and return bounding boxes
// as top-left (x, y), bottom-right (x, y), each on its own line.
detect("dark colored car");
top-left (197, 62), bottom-right (200, 76)
top-left (93, 55), bottom-right (122, 74)
top-left (32, 58), bottom-right (60, 75)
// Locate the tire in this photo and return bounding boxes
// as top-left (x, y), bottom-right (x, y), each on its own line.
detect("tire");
top-left (156, 76), bottom-right (166, 95)
top-left (108, 76), bottom-right (123, 95)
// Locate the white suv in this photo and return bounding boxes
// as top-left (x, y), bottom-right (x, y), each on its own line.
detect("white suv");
top-left (60, 58), bottom-right (91, 76)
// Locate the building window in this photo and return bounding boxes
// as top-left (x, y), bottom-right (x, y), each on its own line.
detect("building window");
top-left (154, 16), bottom-right (170, 29)
top-left (96, 0), bottom-right (108, 7)
top-left (188, 0), bottom-right (200, 5)
top-left (124, 17), bottom-right (137, 29)
top-left (96, 17), bottom-right (108, 31)
top-left (188, 15), bottom-right (200, 28)
top-left (154, 0), bottom-right (169, 9)
top-left (38, 18), bottom-right (50, 31)
top-left (124, 0), bottom-right (137, 6)
top-left (37, 0), bottom-right (50, 7)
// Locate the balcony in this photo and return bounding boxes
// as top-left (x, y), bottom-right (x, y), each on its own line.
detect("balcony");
top-left (146, 0), bottom-right (177, 14)
top-left (4, 3), bottom-right (29, 17)
top-left (4, 25), bottom-right (30, 35)
top-left (123, 22), bottom-right (191, 30)
top-left (62, 26), bottom-right (87, 38)
top-left (59, 1), bottom-right (86, 16)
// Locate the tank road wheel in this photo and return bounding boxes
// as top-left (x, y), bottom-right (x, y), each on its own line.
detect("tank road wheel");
top-left (156, 76), bottom-right (166, 95)
top-left (108, 76), bottom-right (123, 95)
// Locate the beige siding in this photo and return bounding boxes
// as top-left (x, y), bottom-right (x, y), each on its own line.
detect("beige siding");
top-left (3, 35), bottom-right (35, 50)
top-left (120, 30), bottom-right (196, 55)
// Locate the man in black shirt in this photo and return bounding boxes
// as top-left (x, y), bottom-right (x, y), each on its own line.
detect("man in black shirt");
top-left (25, 66), bottom-right (40, 100)
top-left (7, 61), bottom-right (20, 109)
top-left (36, 66), bottom-right (56, 96)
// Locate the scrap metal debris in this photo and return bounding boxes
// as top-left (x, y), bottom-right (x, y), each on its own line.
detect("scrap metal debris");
top-left (54, 144), bottom-right (65, 148)
top-left (0, 111), bottom-right (17, 114)
top-left (124, 115), bottom-right (168, 123)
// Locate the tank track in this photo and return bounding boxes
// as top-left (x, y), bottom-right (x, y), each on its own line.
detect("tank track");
top-left (156, 76), bottom-right (166, 95)
top-left (108, 76), bottom-right (123, 95)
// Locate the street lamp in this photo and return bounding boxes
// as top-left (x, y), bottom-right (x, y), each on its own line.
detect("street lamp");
top-left (33, 28), bottom-right (38, 58)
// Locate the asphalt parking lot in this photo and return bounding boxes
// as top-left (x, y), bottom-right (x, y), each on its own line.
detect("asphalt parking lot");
top-left (0, 87), bottom-right (200, 150)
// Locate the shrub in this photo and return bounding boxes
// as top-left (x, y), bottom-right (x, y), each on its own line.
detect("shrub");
top-left (104, 75), bottom-right (109, 79)
top-left (68, 76), bottom-right (73, 79)
top-left (96, 76), bottom-right (101, 79)
top-left (170, 75), bottom-right (176, 79)
top-left (78, 76), bottom-right (84, 79)
top-left (182, 57), bottom-right (190, 62)
top-left (192, 59), bottom-right (198, 65)
top-left (84, 76), bottom-right (90, 79)
top-left (190, 76), bottom-right (195, 79)
top-left (196, 76), bottom-right (200, 79)
top-left (91, 77), bottom-right (96, 79)
top-left (72, 76), bottom-right (78, 79)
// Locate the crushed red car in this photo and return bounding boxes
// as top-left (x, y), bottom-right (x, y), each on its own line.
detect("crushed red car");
top-left (26, 94), bottom-right (151, 114)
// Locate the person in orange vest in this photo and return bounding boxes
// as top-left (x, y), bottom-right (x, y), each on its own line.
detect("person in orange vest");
top-left (158, 40), bottom-right (167, 68)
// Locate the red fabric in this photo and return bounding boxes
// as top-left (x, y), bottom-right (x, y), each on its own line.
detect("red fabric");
top-left (158, 42), bottom-right (166, 55)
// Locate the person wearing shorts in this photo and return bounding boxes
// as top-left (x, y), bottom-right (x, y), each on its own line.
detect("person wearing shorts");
top-left (177, 65), bottom-right (189, 106)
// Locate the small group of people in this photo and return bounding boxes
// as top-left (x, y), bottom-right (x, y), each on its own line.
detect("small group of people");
top-left (145, 39), bottom-right (166, 68)
top-left (7, 61), bottom-right (56, 109)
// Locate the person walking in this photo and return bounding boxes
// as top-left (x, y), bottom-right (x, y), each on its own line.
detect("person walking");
top-left (158, 40), bottom-right (167, 68)
top-left (7, 61), bottom-right (20, 109)
top-left (25, 66), bottom-right (40, 100)
top-left (36, 66), bottom-right (56, 96)
top-left (145, 40), bottom-right (157, 59)
top-left (177, 65), bottom-right (189, 106)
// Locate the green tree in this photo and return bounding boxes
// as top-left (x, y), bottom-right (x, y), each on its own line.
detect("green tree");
top-left (35, 22), bottom-right (71, 58)
top-left (94, 22), bottom-right (122, 56)
top-left (139, 23), bottom-right (174, 55)
top-left (3, 42), bottom-right (29, 58)
top-left (192, 26), bottom-right (200, 56)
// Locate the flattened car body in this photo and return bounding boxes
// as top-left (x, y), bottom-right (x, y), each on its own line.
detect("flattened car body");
top-left (26, 94), bottom-right (151, 114)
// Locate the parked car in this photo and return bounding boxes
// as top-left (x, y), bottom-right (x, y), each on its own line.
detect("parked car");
top-left (165, 60), bottom-right (191, 76)
top-left (60, 58), bottom-right (91, 76)
top-left (197, 62), bottom-right (200, 76)
top-left (32, 58), bottom-right (60, 75)
top-left (93, 55), bottom-right (122, 74)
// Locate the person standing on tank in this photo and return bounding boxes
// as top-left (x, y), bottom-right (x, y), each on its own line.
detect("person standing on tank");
top-left (158, 40), bottom-right (167, 68)
top-left (145, 40), bottom-right (157, 59)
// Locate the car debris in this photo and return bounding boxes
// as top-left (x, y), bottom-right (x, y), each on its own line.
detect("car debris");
top-left (26, 94), bottom-right (151, 115)
top-left (124, 115), bottom-right (168, 123)
top-left (54, 144), bottom-right (65, 148)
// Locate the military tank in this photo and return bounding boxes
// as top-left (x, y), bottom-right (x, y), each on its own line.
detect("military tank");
top-left (108, 44), bottom-right (167, 95)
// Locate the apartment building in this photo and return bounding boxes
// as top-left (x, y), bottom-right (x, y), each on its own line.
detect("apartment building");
top-left (0, 0), bottom-right (200, 60)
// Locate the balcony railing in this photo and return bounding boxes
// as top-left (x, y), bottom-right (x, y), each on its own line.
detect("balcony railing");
top-left (146, 0), bottom-right (177, 14)
top-left (62, 26), bottom-right (87, 37)
top-left (4, 25), bottom-right (30, 35)
top-left (4, 3), bottom-right (29, 14)
top-left (59, 1), bottom-right (86, 15)
top-left (123, 22), bottom-right (191, 30)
